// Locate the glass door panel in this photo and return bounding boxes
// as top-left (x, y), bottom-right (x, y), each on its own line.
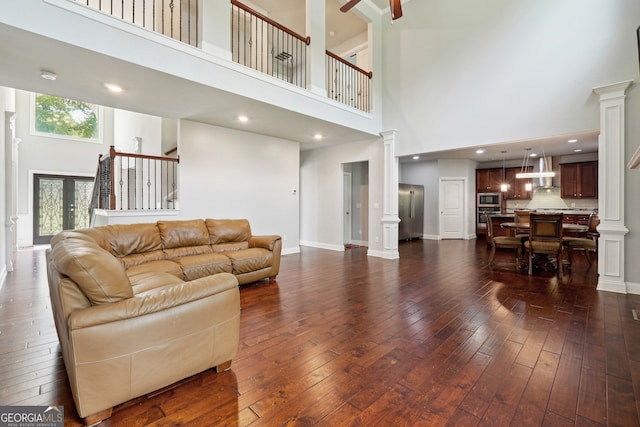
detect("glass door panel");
top-left (33, 174), bottom-right (94, 244)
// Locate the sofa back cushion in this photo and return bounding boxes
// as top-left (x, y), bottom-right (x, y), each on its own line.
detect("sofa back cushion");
top-left (158, 219), bottom-right (210, 249)
top-left (50, 238), bottom-right (133, 305)
top-left (102, 223), bottom-right (163, 256)
top-left (206, 219), bottom-right (251, 245)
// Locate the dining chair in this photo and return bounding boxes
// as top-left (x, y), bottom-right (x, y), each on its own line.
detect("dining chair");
top-left (563, 213), bottom-right (599, 266)
top-left (513, 209), bottom-right (534, 242)
top-left (485, 212), bottom-right (523, 267)
top-left (523, 213), bottom-right (564, 278)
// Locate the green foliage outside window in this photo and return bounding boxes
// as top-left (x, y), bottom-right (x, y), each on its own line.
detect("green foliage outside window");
top-left (35, 94), bottom-right (99, 140)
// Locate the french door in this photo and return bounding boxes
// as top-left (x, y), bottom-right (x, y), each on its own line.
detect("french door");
top-left (33, 174), bottom-right (94, 244)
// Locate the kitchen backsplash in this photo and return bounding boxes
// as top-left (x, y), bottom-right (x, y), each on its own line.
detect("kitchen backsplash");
top-left (506, 187), bottom-right (597, 211)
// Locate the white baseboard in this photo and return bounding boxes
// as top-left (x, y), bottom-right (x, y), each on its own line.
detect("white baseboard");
top-left (422, 234), bottom-right (441, 240)
top-left (624, 281), bottom-right (640, 295)
top-left (597, 278), bottom-right (630, 294)
top-left (281, 246), bottom-right (301, 256)
top-left (299, 240), bottom-right (345, 252)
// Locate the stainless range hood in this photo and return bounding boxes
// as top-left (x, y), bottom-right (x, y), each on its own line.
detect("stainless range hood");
top-left (536, 156), bottom-right (556, 188)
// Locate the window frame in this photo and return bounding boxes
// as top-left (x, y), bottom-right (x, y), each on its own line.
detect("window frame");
top-left (30, 92), bottom-right (104, 143)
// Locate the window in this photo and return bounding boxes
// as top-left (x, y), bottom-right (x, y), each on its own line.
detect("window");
top-left (31, 93), bottom-right (102, 142)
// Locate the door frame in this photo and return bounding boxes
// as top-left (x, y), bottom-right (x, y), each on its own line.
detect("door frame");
top-left (28, 169), bottom-right (94, 245)
top-left (439, 177), bottom-right (467, 239)
top-left (343, 172), bottom-right (352, 245)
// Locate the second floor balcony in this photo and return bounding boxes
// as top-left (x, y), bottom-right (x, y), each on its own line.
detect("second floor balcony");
top-left (70, 0), bottom-right (374, 113)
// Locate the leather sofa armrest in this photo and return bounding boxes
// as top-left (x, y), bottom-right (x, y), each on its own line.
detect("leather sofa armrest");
top-left (68, 273), bottom-right (238, 330)
top-left (249, 235), bottom-right (281, 251)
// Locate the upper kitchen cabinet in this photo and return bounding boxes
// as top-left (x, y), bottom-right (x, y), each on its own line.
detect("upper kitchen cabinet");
top-left (476, 168), bottom-right (504, 193)
top-left (560, 161), bottom-right (598, 199)
top-left (504, 166), bottom-right (533, 200)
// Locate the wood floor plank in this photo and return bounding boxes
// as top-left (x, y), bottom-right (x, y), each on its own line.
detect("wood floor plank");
top-left (1, 240), bottom-right (638, 426)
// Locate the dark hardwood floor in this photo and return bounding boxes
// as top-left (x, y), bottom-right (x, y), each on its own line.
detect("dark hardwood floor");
top-left (2, 239), bottom-right (640, 426)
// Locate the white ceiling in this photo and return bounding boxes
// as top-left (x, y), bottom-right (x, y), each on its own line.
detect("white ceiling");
top-left (0, 0), bottom-right (596, 162)
top-left (401, 129), bottom-right (600, 164)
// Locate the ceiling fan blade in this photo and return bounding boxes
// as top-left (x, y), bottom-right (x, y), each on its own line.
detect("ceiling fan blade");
top-left (340, 0), bottom-right (361, 13)
top-left (389, 0), bottom-right (403, 20)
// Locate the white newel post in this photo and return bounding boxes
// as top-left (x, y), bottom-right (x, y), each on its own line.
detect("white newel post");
top-left (593, 80), bottom-right (633, 293)
top-left (380, 130), bottom-right (400, 259)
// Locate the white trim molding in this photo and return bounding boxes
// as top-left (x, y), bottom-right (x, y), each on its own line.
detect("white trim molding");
top-left (380, 130), bottom-right (400, 259)
top-left (593, 80), bottom-right (633, 293)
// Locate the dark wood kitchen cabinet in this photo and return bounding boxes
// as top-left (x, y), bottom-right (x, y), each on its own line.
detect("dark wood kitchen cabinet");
top-left (476, 168), bottom-right (504, 192)
top-left (504, 166), bottom-right (533, 200)
top-left (560, 161), bottom-right (597, 199)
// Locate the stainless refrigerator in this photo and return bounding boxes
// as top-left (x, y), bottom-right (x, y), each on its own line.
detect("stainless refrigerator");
top-left (398, 183), bottom-right (424, 240)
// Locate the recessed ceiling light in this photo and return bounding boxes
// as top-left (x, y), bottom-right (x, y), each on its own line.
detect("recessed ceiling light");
top-left (314, 133), bottom-right (323, 140)
top-left (574, 149), bottom-right (583, 152)
top-left (40, 70), bottom-right (57, 81)
top-left (568, 139), bottom-right (578, 143)
top-left (104, 83), bottom-right (123, 92)
top-left (475, 149), bottom-right (485, 154)
top-left (412, 155), bottom-right (420, 160)
top-left (530, 152), bottom-right (538, 157)
top-left (238, 115), bottom-right (249, 122)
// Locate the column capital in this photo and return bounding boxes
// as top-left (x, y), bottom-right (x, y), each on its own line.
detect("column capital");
top-left (593, 80), bottom-right (633, 100)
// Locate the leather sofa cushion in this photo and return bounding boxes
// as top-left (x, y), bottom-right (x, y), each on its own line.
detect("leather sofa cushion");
top-left (125, 260), bottom-right (183, 279)
top-left (119, 249), bottom-right (166, 270)
top-left (226, 248), bottom-right (273, 275)
top-left (175, 253), bottom-right (233, 281)
top-left (128, 271), bottom-right (185, 295)
top-left (158, 219), bottom-right (209, 249)
top-left (51, 238), bottom-right (133, 305)
top-left (101, 223), bottom-right (162, 257)
top-left (206, 219), bottom-right (251, 245)
top-left (164, 244), bottom-right (212, 259)
top-left (212, 241), bottom-right (249, 253)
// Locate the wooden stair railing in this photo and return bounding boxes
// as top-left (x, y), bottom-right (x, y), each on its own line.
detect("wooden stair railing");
top-left (326, 50), bottom-right (373, 113)
top-left (90, 146), bottom-right (180, 222)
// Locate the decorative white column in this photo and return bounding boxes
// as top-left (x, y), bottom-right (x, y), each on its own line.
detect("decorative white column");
top-left (593, 80), bottom-right (633, 293)
top-left (380, 130), bottom-right (400, 259)
top-left (305, 0), bottom-right (326, 96)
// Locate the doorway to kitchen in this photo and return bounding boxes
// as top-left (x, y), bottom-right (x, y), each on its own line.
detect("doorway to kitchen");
top-left (33, 174), bottom-right (94, 244)
top-left (343, 161), bottom-right (369, 248)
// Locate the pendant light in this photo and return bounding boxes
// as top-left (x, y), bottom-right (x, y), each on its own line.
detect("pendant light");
top-left (500, 151), bottom-right (508, 192)
top-left (516, 147), bottom-right (555, 179)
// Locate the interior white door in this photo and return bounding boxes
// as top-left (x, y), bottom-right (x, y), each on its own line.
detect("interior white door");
top-left (440, 179), bottom-right (465, 239)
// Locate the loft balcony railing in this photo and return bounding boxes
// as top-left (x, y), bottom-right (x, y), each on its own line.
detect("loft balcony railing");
top-left (68, 1), bottom-right (373, 112)
top-left (91, 146), bottom-right (179, 217)
top-left (231, 0), bottom-right (310, 88)
top-left (326, 50), bottom-right (372, 113)
top-left (71, 0), bottom-right (200, 47)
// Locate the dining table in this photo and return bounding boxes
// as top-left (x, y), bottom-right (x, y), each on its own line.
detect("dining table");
top-left (499, 221), bottom-right (589, 272)
top-left (500, 221), bottom-right (589, 234)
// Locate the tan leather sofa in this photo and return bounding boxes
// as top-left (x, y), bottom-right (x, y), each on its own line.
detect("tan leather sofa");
top-left (45, 219), bottom-right (281, 425)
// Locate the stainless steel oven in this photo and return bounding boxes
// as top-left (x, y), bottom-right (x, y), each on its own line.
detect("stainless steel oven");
top-left (477, 207), bottom-right (501, 230)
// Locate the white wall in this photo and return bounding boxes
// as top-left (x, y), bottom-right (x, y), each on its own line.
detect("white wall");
top-left (13, 90), bottom-right (113, 246)
top-left (383, 0), bottom-right (639, 156)
top-left (0, 88), bottom-right (10, 286)
top-left (300, 137), bottom-right (383, 253)
top-left (113, 109), bottom-right (162, 154)
top-left (178, 120), bottom-right (301, 254)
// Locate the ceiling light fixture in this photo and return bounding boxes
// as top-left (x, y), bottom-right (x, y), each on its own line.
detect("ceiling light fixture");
top-left (40, 70), bottom-right (57, 81)
top-left (516, 147), bottom-right (555, 179)
top-left (412, 155), bottom-right (420, 160)
top-left (314, 133), bottom-right (323, 140)
top-left (500, 151), bottom-right (508, 192)
top-left (568, 139), bottom-right (578, 143)
top-left (104, 83), bottom-right (123, 92)
top-left (238, 115), bottom-right (249, 122)
top-left (475, 149), bottom-right (485, 154)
